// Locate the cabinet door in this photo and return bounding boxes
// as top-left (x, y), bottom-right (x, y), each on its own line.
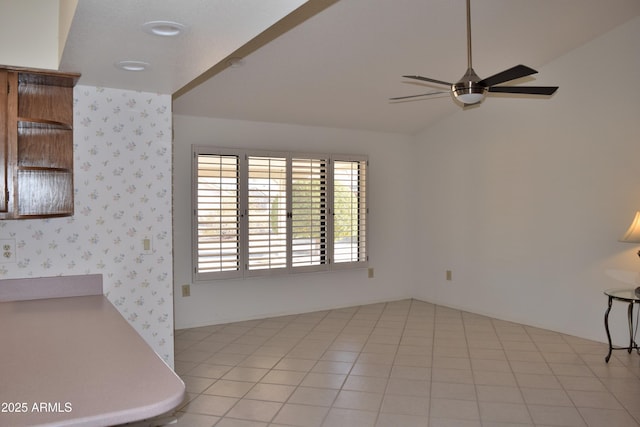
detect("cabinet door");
top-left (0, 71), bottom-right (7, 212)
top-left (17, 169), bottom-right (73, 216)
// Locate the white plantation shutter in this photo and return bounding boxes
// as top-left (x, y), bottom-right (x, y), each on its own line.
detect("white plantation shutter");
top-left (193, 147), bottom-right (367, 281)
top-left (247, 155), bottom-right (287, 272)
top-left (291, 157), bottom-right (328, 269)
top-left (333, 158), bottom-right (367, 265)
top-left (194, 152), bottom-right (240, 279)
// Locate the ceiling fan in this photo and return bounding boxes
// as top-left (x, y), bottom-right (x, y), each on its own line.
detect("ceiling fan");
top-left (391, 0), bottom-right (558, 106)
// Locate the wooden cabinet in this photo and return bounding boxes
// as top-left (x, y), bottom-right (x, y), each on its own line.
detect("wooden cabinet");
top-left (0, 66), bottom-right (80, 219)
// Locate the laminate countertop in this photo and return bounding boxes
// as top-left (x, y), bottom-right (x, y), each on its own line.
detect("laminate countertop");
top-left (0, 295), bottom-right (185, 426)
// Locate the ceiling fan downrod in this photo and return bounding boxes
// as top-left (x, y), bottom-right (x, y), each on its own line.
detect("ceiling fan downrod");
top-left (453, 0), bottom-right (486, 104)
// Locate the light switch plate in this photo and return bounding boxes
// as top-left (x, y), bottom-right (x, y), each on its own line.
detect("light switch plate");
top-left (142, 236), bottom-right (153, 254)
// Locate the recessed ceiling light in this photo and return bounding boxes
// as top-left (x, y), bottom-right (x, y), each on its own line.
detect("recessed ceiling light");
top-left (115, 61), bottom-right (150, 72)
top-left (142, 21), bottom-right (186, 37)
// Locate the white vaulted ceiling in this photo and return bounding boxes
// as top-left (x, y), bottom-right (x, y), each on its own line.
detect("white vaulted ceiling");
top-left (59, 0), bottom-right (640, 134)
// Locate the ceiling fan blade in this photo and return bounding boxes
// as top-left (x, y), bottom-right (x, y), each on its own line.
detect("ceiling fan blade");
top-left (403, 75), bottom-right (452, 87)
top-left (390, 91), bottom-right (450, 101)
top-left (479, 64), bottom-right (537, 87)
top-left (488, 86), bottom-right (558, 95)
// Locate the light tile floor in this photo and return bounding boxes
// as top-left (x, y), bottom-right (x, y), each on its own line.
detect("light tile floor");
top-left (172, 299), bottom-right (640, 427)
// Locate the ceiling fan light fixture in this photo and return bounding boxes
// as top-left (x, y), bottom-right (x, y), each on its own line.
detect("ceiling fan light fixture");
top-left (453, 81), bottom-right (486, 104)
top-left (453, 88), bottom-right (485, 104)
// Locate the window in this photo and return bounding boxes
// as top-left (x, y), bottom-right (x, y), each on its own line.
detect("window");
top-left (247, 155), bottom-right (287, 271)
top-left (333, 159), bottom-right (367, 264)
top-left (194, 153), bottom-right (239, 278)
top-left (193, 147), bottom-right (367, 281)
top-left (291, 156), bottom-right (328, 270)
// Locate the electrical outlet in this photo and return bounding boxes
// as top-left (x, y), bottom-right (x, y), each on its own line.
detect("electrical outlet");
top-left (0, 239), bottom-right (16, 263)
top-left (368, 267), bottom-right (374, 279)
top-left (181, 284), bottom-right (190, 297)
top-left (446, 270), bottom-right (452, 281)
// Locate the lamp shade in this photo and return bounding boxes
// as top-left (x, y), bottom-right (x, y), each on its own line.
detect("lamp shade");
top-left (620, 211), bottom-right (640, 243)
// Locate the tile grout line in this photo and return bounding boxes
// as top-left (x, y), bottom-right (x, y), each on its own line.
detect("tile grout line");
top-left (426, 298), bottom-right (438, 427)
top-left (371, 299), bottom-right (414, 426)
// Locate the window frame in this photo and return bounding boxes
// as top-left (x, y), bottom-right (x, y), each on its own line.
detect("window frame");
top-left (191, 147), bottom-right (243, 281)
top-left (289, 152), bottom-right (331, 274)
top-left (192, 146), bottom-right (368, 282)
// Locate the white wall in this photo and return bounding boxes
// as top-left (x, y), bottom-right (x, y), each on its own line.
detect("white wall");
top-left (412, 16), bottom-right (640, 344)
top-left (173, 116), bottom-right (415, 329)
top-left (59, 0), bottom-right (78, 63)
top-left (0, 0), bottom-right (60, 69)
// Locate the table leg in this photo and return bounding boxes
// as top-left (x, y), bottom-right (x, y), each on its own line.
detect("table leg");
top-left (605, 296), bottom-right (613, 363)
top-left (628, 302), bottom-right (635, 353)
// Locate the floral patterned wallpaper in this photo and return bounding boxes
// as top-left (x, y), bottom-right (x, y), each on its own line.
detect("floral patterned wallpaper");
top-left (0, 86), bottom-right (175, 366)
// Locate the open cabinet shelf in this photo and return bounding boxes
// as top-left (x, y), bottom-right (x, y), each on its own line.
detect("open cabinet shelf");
top-left (0, 65), bottom-right (80, 219)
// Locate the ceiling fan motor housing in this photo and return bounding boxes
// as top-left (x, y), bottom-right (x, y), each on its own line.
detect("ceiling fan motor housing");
top-left (453, 67), bottom-right (486, 104)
